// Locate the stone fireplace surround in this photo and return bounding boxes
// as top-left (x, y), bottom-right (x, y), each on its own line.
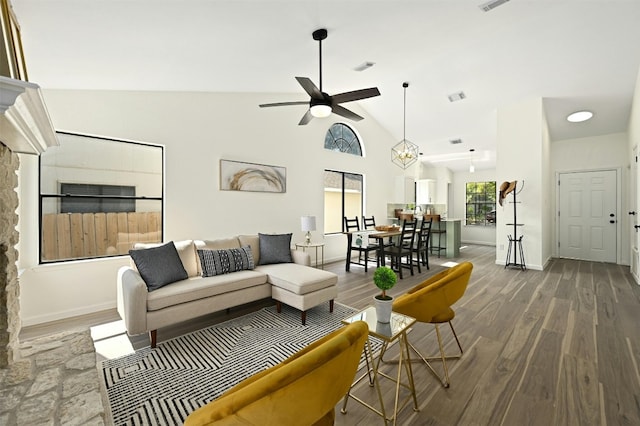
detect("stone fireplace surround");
top-left (0, 136), bottom-right (107, 425)
top-left (0, 142), bottom-right (20, 368)
top-left (0, 73), bottom-right (107, 421)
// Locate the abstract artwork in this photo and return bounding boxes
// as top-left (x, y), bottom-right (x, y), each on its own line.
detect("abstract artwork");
top-left (220, 160), bottom-right (286, 193)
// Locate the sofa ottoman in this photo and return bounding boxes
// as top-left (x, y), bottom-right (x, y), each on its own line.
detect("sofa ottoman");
top-left (255, 263), bottom-right (338, 324)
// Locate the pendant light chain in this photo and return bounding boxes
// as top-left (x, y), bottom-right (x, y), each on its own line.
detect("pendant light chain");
top-left (403, 83), bottom-right (407, 140)
top-left (391, 81), bottom-right (419, 170)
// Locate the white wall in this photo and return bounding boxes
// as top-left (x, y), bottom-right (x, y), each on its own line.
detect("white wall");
top-left (453, 169), bottom-right (497, 246)
top-left (551, 132), bottom-right (630, 265)
top-left (496, 97), bottom-right (548, 270)
top-left (18, 90), bottom-right (397, 325)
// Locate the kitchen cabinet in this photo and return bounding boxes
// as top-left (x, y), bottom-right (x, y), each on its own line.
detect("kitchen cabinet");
top-left (416, 179), bottom-right (437, 204)
top-left (393, 176), bottom-right (415, 204)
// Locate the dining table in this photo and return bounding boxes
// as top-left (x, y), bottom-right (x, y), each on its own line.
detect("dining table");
top-left (344, 229), bottom-right (402, 271)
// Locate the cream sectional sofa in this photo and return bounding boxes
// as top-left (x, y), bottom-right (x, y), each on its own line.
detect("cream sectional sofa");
top-left (117, 234), bottom-right (338, 347)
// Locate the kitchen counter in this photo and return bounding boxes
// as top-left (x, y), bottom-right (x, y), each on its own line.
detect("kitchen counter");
top-left (431, 218), bottom-right (461, 258)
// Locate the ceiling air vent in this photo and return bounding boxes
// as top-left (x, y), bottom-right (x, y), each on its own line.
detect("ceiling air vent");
top-left (479, 0), bottom-right (510, 12)
top-left (448, 91), bottom-right (466, 102)
top-left (450, 138), bottom-right (463, 145)
top-left (354, 61), bottom-right (375, 72)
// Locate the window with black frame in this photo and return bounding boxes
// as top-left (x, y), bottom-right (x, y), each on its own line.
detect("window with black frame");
top-left (39, 132), bottom-right (163, 263)
top-left (465, 181), bottom-right (496, 226)
top-left (324, 123), bottom-right (362, 156)
top-left (323, 123), bottom-right (364, 234)
top-left (324, 170), bottom-right (363, 234)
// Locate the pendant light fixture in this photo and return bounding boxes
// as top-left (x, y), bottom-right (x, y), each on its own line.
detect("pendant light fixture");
top-left (391, 82), bottom-right (419, 169)
top-left (469, 148), bottom-right (476, 173)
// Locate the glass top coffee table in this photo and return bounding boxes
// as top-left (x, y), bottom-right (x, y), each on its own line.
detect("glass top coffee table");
top-left (341, 306), bottom-right (419, 425)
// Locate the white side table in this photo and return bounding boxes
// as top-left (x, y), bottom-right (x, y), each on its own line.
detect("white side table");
top-left (294, 242), bottom-right (325, 269)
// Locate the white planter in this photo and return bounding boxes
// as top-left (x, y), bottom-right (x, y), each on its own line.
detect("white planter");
top-left (374, 296), bottom-right (393, 323)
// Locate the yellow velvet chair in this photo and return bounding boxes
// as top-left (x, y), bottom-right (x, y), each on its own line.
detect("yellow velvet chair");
top-left (184, 320), bottom-right (369, 426)
top-left (391, 261), bottom-right (473, 388)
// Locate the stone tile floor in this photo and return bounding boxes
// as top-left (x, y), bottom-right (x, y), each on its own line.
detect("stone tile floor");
top-left (0, 328), bottom-right (107, 425)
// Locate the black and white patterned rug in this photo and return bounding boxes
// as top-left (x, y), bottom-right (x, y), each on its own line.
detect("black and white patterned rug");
top-left (101, 303), bottom-right (377, 426)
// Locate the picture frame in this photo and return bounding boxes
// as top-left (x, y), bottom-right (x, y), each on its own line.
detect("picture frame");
top-left (220, 159), bottom-right (286, 193)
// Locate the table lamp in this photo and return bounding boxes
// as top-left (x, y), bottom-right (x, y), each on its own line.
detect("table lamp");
top-left (301, 215), bottom-right (316, 244)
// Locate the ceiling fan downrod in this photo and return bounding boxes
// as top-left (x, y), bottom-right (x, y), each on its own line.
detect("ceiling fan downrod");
top-left (313, 28), bottom-right (328, 93)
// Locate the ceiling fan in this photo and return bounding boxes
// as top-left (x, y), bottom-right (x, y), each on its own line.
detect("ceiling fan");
top-left (259, 28), bottom-right (381, 125)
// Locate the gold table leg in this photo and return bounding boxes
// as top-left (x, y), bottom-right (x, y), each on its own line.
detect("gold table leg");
top-left (341, 338), bottom-right (388, 424)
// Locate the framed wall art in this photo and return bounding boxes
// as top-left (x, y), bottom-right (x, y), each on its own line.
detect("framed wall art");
top-left (220, 159), bottom-right (286, 193)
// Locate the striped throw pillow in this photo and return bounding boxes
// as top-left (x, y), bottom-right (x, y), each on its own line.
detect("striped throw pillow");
top-left (197, 246), bottom-right (255, 277)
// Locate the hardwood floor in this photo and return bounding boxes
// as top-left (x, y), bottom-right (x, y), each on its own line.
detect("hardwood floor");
top-left (20, 244), bottom-right (640, 425)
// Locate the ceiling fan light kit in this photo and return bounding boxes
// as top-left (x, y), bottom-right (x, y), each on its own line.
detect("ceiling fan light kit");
top-left (392, 82), bottom-right (420, 169)
top-left (309, 102), bottom-right (332, 118)
top-left (259, 28), bottom-right (380, 125)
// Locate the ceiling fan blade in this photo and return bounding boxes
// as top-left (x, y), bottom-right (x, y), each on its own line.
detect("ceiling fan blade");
top-left (298, 109), bottom-right (314, 125)
top-left (295, 77), bottom-right (323, 99)
top-left (332, 104), bottom-right (364, 121)
top-left (259, 101), bottom-right (309, 108)
top-left (332, 87), bottom-right (381, 104)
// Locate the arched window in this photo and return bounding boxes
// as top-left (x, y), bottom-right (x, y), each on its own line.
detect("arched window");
top-left (324, 123), bottom-right (362, 156)
top-left (323, 124), bottom-right (364, 234)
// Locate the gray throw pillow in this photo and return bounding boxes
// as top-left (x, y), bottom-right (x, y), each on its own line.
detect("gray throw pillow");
top-left (129, 241), bottom-right (188, 291)
top-left (258, 233), bottom-right (293, 265)
top-left (198, 246), bottom-right (255, 277)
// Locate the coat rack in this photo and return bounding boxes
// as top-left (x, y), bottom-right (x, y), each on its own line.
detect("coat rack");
top-left (504, 181), bottom-right (526, 270)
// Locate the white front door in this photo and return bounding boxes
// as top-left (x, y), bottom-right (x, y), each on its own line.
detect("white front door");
top-left (558, 170), bottom-right (617, 263)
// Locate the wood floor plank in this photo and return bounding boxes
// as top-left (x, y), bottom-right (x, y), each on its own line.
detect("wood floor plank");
top-left (554, 354), bottom-right (601, 425)
top-left (542, 297), bottom-right (571, 334)
top-left (413, 336), bottom-right (503, 425)
top-left (596, 322), bottom-right (640, 425)
top-left (567, 310), bottom-right (597, 362)
top-left (469, 299), bottom-right (527, 343)
top-left (457, 312), bottom-right (545, 425)
top-left (501, 392), bottom-right (554, 426)
top-left (519, 329), bottom-right (563, 401)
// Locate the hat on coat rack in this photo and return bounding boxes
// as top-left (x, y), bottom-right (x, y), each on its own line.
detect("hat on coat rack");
top-left (499, 180), bottom-right (518, 206)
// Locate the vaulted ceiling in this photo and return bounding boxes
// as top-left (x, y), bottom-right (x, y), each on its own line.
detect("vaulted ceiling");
top-left (11, 0), bottom-right (640, 171)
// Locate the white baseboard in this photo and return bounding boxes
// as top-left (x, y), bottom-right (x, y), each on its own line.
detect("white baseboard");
top-left (495, 259), bottom-right (543, 271)
top-left (461, 240), bottom-right (496, 246)
top-left (21, 301), bottom-right (116, 327)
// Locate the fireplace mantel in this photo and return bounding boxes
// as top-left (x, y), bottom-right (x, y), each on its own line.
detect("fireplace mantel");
top-left (0, 76), bottom-right (58, 154)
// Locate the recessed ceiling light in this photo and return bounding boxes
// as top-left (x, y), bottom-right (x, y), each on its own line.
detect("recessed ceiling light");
top-left (567, 110), bottom-right (593, 123)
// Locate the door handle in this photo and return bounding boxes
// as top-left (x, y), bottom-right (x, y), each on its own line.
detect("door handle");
top-left (630, 211), bottom-right (637, 215)
top-left (610, 220), bottom-right (616, 224)
top-left (635, 225), bottom-right (640, 229)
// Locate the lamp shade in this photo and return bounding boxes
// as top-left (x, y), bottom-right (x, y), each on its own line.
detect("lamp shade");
top-left (301, 215), bottom-right (317, 232)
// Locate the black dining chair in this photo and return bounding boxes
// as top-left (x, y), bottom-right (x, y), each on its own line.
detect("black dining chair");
top-left (412, 218), bottom-right (432, 273)
top-left (382, 218), bottom-right (417, 279)
top-left (361, 215), bottom-right (383, 264)
top-left (344, 216), bottom-right (380, 272)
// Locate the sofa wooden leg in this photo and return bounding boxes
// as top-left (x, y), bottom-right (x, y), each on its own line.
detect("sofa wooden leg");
top-left (329, 299), bottom-right (334, 313)
top-left (301, 311), bottom-right (307, 325)
top-left (276, 301), bottom-right (282, 313)
top-left (150, 330), bottom-right (157, 348)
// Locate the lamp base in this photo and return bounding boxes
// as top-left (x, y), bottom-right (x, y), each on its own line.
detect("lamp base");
top-left (305, 232), bottom-right (312, 245)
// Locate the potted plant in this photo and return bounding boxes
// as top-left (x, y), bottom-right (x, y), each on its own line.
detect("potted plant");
top-left (373, 266), bottom-right (398, 323)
